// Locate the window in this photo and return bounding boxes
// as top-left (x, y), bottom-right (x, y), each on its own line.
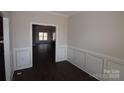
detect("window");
top-left (53, 32), bottom-right (56, 40)
top-left (43, 33), bottom-right (48, 40)
top-left (39, 32), bottom-right (44, 40)
top-left (39, 32), bottom-right (48, 40)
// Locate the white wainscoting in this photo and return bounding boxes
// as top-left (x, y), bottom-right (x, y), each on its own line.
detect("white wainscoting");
top-left (67, 47), bottom-right (86, 70)
top-left (13, 46), bottom-right (67, 70)
top-left (13, 48), bottom-right (32, 70)
top-left (85, 54), bottom-right (104, 78)
top-left (56, 45), bottom-right (67, 62)
top-left (106, 59), bottom-right (124, 81)
top-left (67, 46), bottom-right (124, 81)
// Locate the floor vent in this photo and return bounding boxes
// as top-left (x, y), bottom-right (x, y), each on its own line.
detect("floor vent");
top-left (16, 72), bottom-right (22, 75)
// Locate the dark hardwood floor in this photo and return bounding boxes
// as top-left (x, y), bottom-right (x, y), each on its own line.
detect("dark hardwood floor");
top-left (13, 44), bottom-right (98, 81)
top-left (13, 61), bottom-right (98, 81)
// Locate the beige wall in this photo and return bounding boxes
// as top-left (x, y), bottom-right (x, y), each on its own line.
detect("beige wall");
top-left (10, 11), bottom-right (68, 48)
top-left (68, 12), bottom-right (124, 59)
top-left (10, 11), bottom-right (124, 64)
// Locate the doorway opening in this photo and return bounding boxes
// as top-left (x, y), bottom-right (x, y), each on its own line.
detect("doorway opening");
top-left (0, 16), bottom-right (5, 81)
top-left (32, 24), bottom-right (56, 68)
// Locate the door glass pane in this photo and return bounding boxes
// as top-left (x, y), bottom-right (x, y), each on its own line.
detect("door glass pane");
top-left (53, 32), bottom-right (56, 40)
top-left (44, 33), bottom-right (48, 40)
top-left (39, 32), bottom-right (43, 40)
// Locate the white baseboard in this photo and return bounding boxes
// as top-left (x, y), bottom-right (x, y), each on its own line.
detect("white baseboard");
top-left (56, 58), bottom-right (67, 62)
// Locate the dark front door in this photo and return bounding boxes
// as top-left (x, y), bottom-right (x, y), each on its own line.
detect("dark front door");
top-left (32, 25), bottom-right (56, 67)
top-left (0, 16), bottom-right (5, 81)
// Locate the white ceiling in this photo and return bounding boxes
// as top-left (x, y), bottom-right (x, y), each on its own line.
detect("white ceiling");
top-left (51, 11), bottom-right (81, 17)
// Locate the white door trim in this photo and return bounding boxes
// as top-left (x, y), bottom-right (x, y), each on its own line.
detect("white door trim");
top-left (3, 17), bottom-right (12, 80)
top-left (30, 22), bottom-right (58, 67)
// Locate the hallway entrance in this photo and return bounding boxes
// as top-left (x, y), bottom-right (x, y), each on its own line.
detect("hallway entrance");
top-left (0, 16), bottom-right (5, 81)
top-left (32, 24), bottom-right (56, 68)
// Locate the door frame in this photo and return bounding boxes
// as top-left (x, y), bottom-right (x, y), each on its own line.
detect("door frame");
top-left (3, 17), bottom-right (12, 80)
top-left (30, 22), bottom-right (58, 67)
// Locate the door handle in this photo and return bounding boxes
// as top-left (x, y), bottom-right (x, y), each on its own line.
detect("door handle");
top-left (0, 40), bottom-right (4, 44)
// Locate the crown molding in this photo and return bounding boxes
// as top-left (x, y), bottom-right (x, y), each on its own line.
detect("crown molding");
top-left (44, 11), bottom-right (69, 17)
